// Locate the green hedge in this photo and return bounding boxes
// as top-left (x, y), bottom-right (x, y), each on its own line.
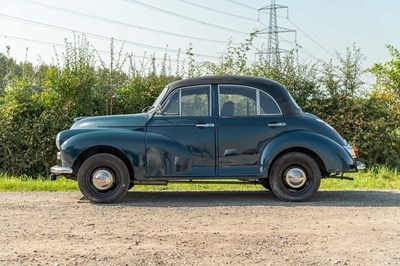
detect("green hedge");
top-left (0, 38), bottom-right (399, 176)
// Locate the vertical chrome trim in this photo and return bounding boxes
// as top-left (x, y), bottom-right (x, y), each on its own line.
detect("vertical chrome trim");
top-left (217, 85), bottom-right (221, 116)
top-left (256, 89), bottom-right (260, 115)
top-left (209, 85), bottom-right (212, 116)
top-left (178, 89), bottom-right (182, 116)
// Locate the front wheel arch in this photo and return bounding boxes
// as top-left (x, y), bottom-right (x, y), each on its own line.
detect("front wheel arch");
top-left (73, 146), bottom-right (134, 182)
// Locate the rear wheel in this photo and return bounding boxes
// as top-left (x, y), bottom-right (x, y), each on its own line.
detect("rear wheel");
top-left (269, 152), bottom-right (321, 202)
top-left (77, 153), bottom-right (130, 203)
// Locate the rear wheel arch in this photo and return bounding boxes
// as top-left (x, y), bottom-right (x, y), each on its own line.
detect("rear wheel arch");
top-left (267, 147), bottom-right (327, 179)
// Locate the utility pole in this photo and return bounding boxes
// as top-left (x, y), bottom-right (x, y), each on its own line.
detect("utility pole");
top-left (258, 0), bottom-right (296, 64)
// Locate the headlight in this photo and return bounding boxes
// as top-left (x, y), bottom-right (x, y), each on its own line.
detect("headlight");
top-left (56, 133), bottom-right (61, 150)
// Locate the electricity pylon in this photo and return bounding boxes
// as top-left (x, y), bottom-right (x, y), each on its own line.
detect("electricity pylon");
top-left (258, 0), bottom-right (296, 64)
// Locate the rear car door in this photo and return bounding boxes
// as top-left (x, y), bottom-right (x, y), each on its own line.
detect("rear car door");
top-left (217, 84), bottom-right (286, 177)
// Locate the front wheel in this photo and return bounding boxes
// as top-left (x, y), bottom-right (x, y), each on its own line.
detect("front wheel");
top-left (77, 153), bottom-right (130, 203)
top-left (269, 152), bottom-right (321, 202)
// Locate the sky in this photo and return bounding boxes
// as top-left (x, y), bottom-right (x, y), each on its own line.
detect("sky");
top-left (0, 0), bottom-right (398, 76)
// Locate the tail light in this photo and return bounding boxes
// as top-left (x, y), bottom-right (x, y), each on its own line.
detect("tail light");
top-left (352, 146), bottom-right (359, 158)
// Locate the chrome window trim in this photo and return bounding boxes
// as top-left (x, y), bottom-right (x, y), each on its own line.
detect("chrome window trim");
top-left (258, 90), bottom-right (282, 116)
top-left (218, 84), bottom-right (282, 116)
top-left (160, 84), bottom-right (212, 117)
top-left (159, 90), bottom-right (180, 116)
top-left (178, 89), bottom-right (182, 116)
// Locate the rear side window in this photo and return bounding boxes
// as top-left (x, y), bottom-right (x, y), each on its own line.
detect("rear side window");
top-left (259, 91), bottom-right (281, 115)
top-left (219, 86), bottom-right (257, 116)
top-left (219, 85), bottom-right (281, 116)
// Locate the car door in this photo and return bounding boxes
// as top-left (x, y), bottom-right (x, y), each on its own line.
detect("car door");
top-left (217, 84), bottom-right (286, 177)
top-left (145, 85), bottom-right (216, 178)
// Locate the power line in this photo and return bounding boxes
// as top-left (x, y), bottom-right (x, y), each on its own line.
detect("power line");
top-left (176, 0), bottom-right (258, 22)
top-left (225, 0), bottom-right (258, 11)
top-left (1, 34), bottom-right (65, 49)
top-left (225, 0), bottom-right (331, 61)
top-left (122, 0), bottom-right (252, 36)
top-left (279, 36), bottom-right (321, 62)
top-left (0, 13), bottom-right (220, 60)
top-left (287, 18), bottom-right (335, 58)
top-left (0, 34), bottom-right (187, 63)
top-left (16, 0), bottom-right (235, 46)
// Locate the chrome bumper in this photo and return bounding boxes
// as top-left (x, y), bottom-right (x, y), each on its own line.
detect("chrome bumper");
top-left (49, 166), bottom-right (73, 181)
top-left (356, 161), bottom-right (366, 170)
top-left (50, 166), bottom-right (73, 175)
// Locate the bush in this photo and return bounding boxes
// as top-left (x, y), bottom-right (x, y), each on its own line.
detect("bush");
top-left (0, 36), bottom-right (399, 176)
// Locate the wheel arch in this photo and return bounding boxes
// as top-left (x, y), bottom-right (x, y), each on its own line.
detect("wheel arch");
top-left (73, 145), bottom-right (135, 181)
top-left (260, 130), bottom-right (354, 179)
top-left (267, 147), bottom-right (328, 179)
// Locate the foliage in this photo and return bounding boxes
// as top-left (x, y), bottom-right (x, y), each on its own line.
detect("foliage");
top-left (0, 34), bottom-right (399, 177)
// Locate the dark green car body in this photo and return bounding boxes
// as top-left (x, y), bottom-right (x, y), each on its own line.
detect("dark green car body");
top-left (51, 76), bottom-right (363, 202)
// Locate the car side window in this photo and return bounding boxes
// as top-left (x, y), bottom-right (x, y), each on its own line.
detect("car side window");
top-left (219, 85), bottom-right (282, 116)
top-left (162, 86), bottom-right (210, 116)
top-left (219, 85), bottom-right (257, 116)
top-left (181, 86), bottom-right (210, 116)
top-left (162, 90), bottom-right (179, 115)
top-left (259, 91), bottom-right (281, 115)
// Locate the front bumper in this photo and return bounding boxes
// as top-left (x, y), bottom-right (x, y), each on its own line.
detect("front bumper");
top-left (49, 165), bottom-right (73, 180)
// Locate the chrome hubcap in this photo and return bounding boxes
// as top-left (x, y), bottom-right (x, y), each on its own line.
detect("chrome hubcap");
top-left (91, 169), bottom-right (115, 191)
top-left (285, 167), bottom-right (307, 189)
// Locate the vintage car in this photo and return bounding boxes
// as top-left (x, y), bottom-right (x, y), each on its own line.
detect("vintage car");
top-left (50, 76), bottom-right (365, 203)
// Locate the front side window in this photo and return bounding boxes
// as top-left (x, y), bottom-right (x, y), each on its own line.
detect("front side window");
top-left (161, 85), bottom-right (210, 116)
top-left (162, 90), bottom-right (179, 115)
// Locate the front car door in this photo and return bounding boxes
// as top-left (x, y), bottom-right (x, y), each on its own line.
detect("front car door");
top-left (145, 85), bottom-right (216, 178)
top-left (217, 84), bottom-right (286, 177)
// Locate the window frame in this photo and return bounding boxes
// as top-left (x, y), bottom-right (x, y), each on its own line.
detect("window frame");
top-left (218, 84), bottom-right (282, 117)
top-left (160, 85), bottom-right (212, 117)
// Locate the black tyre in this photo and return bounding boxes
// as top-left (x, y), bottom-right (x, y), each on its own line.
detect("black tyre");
top-left (259, 179), bottom-right (271, 190)
top-left (77, 153), bottom-right (130, 203)
top-left (269, 152), bottom-right (321, 202)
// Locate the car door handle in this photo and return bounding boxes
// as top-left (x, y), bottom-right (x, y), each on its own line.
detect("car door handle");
top-left (196, 123), bottom-right (215, 128)
top-left (268, 122), bottom-right (286, 127)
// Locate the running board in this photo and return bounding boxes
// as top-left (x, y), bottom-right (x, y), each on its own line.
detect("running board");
top-left (133, 180), bottom-right (261, 186)
top-left (326, 174), bottom-right (354, 181)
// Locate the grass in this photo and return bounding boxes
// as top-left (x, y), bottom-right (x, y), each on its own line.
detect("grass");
top-left (0, 173), bottom-right (78, 192)
top-left (0, 166), bottom-right (399, 192)
top-left (320, 166), bottom-right (400, 190)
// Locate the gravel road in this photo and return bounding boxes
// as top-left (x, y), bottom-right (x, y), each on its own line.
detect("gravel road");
top-left (0, 190), bottom-right (399, 265)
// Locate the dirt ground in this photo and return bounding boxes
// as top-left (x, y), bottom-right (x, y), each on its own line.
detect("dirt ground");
top-left (0, 190), bottom-right (399, 266)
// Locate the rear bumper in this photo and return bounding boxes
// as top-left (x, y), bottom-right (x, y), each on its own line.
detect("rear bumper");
top-left (356, 161), bottom-right (366, 170)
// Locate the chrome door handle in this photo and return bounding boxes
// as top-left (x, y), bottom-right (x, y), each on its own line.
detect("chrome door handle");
top-left (196, 123), bottom-right (215, 128)
top-left (268, 122), bottom-right (286, 127)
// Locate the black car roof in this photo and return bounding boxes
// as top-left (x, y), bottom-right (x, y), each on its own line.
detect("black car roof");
top-left (167, 75), bottom-right (302, 117)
